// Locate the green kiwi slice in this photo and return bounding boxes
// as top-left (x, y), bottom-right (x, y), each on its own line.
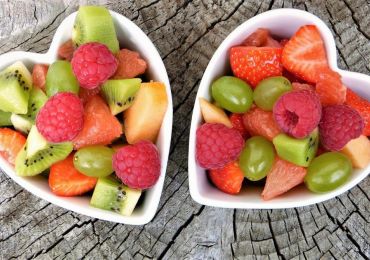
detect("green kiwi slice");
top-left (0, 61), bottom-right (32, 114)
top-left (15, 126), bottom-right (73, 176)
top-left (90, 177), bottom-right (142, 216)
top-left (273, 129), bottom-right (319, 167)
top-left (0, 110), bottom-right (12, 126)
top-left (101, 79), bottom-right (141, 115)
top-left (72, 6), bottom-right (119, 54)
top-left (46, 61), bottom-right (79, 97)
top-left (11, 88), bottom-right (48, 134)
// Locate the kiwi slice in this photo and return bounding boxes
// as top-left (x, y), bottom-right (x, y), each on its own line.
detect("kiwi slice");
top-left (46, 61), bottom-right (79, 97)
top-left (273, 129), bottom-right (319, 167)
top-left (101, 79), bottom-right (141, 115)
top-left (0, 61), bottom-right (32, 114)
top-left (15, 126), bottom-right (73, 176)
top-left (11, 88), bottom-right (48, 134)
top-left (90, 177), bottom-right (142, 216)
top-left (0, 110), bottom-right (12, 126)
top-left (72, 6), bottom-right (119, 54)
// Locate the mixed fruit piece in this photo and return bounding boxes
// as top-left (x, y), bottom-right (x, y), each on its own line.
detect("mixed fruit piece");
top-left (0, 6), bottom-right (168, 216)
top-left (196, 25), bottom-right (370, 200)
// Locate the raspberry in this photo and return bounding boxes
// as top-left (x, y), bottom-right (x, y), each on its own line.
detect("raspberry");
top-left (273, 90), bottom-right (321, 138)
top-left (36, 92), bottom-right (84, 143)
top-left (319, 105), bottom-right (364, 151)
top-left (196, 123), bottom-right (244, 169)
top-left (71, 43), bottom-right (118, 89)
top-left (113, 141), bottom-right (161, 189)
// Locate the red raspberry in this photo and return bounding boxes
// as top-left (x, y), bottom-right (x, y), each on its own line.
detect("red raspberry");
top-left (36, 92), bottom-right (84, 143)
top-left (71, 43), bottom-right (118, 89)
top-left (273, 90), bottom-right (321, 138)
top-left (229, 113), bottom-right (249, 139)
top-left (319, 105), bottom-right (364, 151)
top-left (196, 123), bottom-right (244, 169)
top-left (113, 141), bottom-right (161, 189)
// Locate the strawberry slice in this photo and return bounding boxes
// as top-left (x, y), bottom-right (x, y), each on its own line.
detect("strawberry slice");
top-left (282, 25), bottom-right (329, 83)
top-left (49, 155), bottom-right (97, 196)
top-left (229, 113), bottom-right (249, 139)
top-left (0, 128), bottom-right (26, 165)
top-left (208, 161), bottom-right (244, 195)
top-left (316, 68), bottom-right (346, 106)
top-left (58, 39), bottom-right (75, 61)
top-left (230, 46), bottom-right (283, 87)
top-left (346, 88), bottom-right (370, 136)
top-left (262, 157), bottom-right (307, 200)
top-left (32, 64), bottom-right (48, 91)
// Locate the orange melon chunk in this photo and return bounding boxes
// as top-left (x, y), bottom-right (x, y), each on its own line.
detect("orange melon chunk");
top-left (340, 135), bottom-right (370, 168)
top-left (124, 82), bottom-right (168, 144)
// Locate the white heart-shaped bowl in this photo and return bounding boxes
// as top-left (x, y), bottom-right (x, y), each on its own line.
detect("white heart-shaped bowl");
top-left (188, 8), bottom-right (370, 209)
top-left (0, 11), bottom-right (173, 225)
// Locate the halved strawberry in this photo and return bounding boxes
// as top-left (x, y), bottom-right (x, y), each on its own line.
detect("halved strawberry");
top-left (49, 155), bottom-right (97, 196)
top-left (282, 25), bottom-right (329, 83)
top-left (261, 157), bottom-right (307, 200)
top-left (230, 46), bottom-right (283, 87)
top-left (32, 64), bottom-right (48, 91)
top-left (208, 161), bottom-right (244, 195)
top-left (346, 88), bottom-right (370, 136)
top-left (229, 113), bottom-right (249, 139)
top-left (58, 39), bottom-right (75, 61)
top-left (79, 86), bottom-right (101, 105)
top-left (315, 68), bottom-right (346, 106)
top-left (0, 128), bottom-right (26, 165)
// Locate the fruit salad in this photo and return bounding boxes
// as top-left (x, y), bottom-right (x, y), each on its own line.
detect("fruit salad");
top-left (196, 26), bottom-right (370, 200)
top-left (0, 6), bottom-right (168, 216)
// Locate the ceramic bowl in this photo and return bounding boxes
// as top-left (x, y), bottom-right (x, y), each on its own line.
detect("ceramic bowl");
top-left (0, 11), bottom-right (173, 224)
top-left (188, 8), bottom-right (370, 209)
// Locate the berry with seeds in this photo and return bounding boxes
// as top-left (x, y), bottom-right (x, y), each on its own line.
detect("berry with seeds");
top-left (345, 89), bottom-right (370, 136)
top-left (273, 90), bottom-right (321, 138)
top-left (316, 68), bottom-right (346, 106)
top-left (319, 104), bottom-right (364, 151)
top-left (196, 123), bottom-right (244, 169)
top-left (208, 161), bottom-right (244, 194)
top-left (0, 128), bottom-right (26, 165)
top-left (113, 141), bottom-right (161, 189)
top-left (71, 42), bottom-right (118, 89)
top-left (229, 113), bottom-right (249, 139)
top-left (36, 92), bottom-right (84, 143)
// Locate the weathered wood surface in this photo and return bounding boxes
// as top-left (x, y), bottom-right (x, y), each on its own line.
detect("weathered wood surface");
top-left (0, 0), bottom-right (369, 259)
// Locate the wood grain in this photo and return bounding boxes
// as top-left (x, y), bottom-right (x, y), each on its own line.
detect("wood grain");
top-left (0, 0), bottom-right (369, 259)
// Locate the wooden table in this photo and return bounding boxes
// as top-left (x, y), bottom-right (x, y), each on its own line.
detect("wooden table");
top-left (1, 1), bottom-right (369, 259)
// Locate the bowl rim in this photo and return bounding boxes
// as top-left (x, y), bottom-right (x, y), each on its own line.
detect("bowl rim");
top-left (0, 10), bottom-right (173, 225)
top-left (188, 8), bottom-right (370, 209)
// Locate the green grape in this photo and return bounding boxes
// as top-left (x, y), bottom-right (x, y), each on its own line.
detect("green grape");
top-left (305, 152), bottom-right (352, 193)
top-left (253, 76), bottom-right (292, 111)
top-left (211, 76), bottom-right (253, 113)
top-left (239, 136), bottom-right (275, 181)
top-left (46, 60), bottom-right (79, 97)
top-left (74, 145), bottom-right (115, 177)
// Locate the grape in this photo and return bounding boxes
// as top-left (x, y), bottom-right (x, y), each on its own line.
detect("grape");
top-left (46, 60), bottom-right (79, 97)
top-left (211, 76), bottom-right (253, 113)
top-left (305, 152), bottom-right (352, 193)
top-left (253, 76), bottom-right (292, 111)
top-left (74, 145), bottom-right (114, 177)
top-left (239, 136), bottom-right (275, 181)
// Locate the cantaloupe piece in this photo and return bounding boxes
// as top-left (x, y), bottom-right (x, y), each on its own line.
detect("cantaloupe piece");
top-left (124, 82), bottom-right (168, 144)
top-left (199, 98), bottom-right (232, 128)
top-left (340, 135), bottom-right (370, 168)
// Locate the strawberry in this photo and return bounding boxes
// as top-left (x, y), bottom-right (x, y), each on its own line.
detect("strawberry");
top-left (261, 157), bottom-right (307, 200)
top-left (316, 68), bottom-right (346, 106)
top-left (79, 86), bottom-right (101, 104)
top-left (32, 64), bottom-right (48, 91)
top-left (49, 155), bottom-right (97, 196)
top-left (282, 25), bottom-right (329, 83)
top-left (58, 39), bottom-right (75, 61)
top-left (242, 28), bottom-right (269, 47)
top-left (208, 161), bottom-right (244, 195)
top-left (229, 113), bottom-right (249, 139)
top-left (0, 128), bottom-right (26, 165)
top-left (346, 88), bottom-right (370, 136)
top-left (230, 46), bottom-right (283, 87)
